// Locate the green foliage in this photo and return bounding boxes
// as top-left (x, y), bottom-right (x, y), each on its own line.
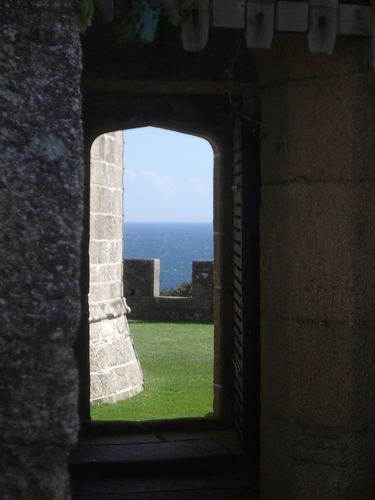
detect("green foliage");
top-left (79, 0), bottom-right (196, 42)
top-left (114, 0), bottom-right (145, 42)
top-left (168, 8), bottom-right (183, 27)
top-left (91, 320), bottom-right (214, 420)
top-left (78, 0), bottom-right (95, 34)
top-left (160, 280), bottom-right (192, 297)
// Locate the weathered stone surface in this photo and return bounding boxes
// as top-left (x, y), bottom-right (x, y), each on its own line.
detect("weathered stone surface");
top-left (124, 258), bottom-right (161, 297)
top-left (261, 183), bottom-right (355, 322)
top-left (0, 2), bottom-right (83, 498)
top-left (124, 259), bottom-right (213, 321)
top-left (261, 317), bottom-right (375, 431)
top-left (0, 340), bottom-right (79, 445)
top-left (90, 313), bottom-right (144, 404)
top-left (1, 444), bottom-right (72, 500)
top-left (89, 132), bottom-right (144, 406)
top-left (257, 36), bottom-right (375, 499)
top-left (261, 413), bottom-right (375, 500)
top-left (2, 1), bottom-right (83, 10)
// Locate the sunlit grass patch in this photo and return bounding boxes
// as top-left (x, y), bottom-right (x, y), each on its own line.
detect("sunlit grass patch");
top-left (91, 320), bottom-right (214, 421)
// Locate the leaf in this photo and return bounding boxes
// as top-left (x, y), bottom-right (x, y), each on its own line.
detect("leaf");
top-left (168, 8), bottom-right (183, 27)
top-left (78, 0), bottom-right (95, 34)
top-left (118, 22), bottom-right (138, 42)
top-left (128, 3), bottom-right (144, 17)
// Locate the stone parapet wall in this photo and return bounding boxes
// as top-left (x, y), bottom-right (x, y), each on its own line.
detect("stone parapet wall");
top-left (89, 132), bottom-right (144, 405)
top-left (123, 259), bottom-right (213, 322)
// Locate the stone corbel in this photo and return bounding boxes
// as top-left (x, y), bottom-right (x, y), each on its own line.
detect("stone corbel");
top-left (180, 0), bottom-right (210, 51)
top-left (245, 0), bottom-right (276, 49)
top-left (308, 0), bottom-right (339, 55)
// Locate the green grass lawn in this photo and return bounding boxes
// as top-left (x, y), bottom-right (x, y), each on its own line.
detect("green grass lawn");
top-left (91, 320), bottom-right (214, 421)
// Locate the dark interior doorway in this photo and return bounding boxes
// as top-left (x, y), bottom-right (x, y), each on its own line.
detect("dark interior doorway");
top-left (78, 90), bottom-right (261, 470)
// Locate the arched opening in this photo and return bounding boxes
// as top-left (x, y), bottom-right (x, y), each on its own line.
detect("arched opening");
top-left (74, 17), bottom-right (263, 469)
top-left (77, 88), bottom-right (261, 463)
top-left (89, 126), bottom-right (216, 421)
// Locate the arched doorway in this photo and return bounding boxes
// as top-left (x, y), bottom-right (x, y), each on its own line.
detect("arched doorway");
top-left (79, 92), bottom-right (260, 457)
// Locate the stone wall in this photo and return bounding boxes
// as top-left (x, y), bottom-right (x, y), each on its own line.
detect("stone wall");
top-left (89, 132), bottom-right (144, 405)
top-left (254, 37), bottom-right (375, 499)
top-left (123, 259), bottom-right (213, 322)
top-left (3, 7), bottom-right (375, 499)
top-left (0, 2), bottom-right (84, 498)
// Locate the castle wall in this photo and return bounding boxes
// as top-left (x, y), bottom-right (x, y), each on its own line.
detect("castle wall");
top-left (123, 259), bottom-right (213, 322)
top-left (2, 5), bottom-right (375, 498)
top-left (254, 36), bottom-right (375, 499)
top-left (89, 132), bottom-right (144, 405)
top-left (0, 2), bottom-right (83, 498)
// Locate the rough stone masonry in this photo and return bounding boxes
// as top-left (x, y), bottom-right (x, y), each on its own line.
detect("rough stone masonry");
top-left (89, 131), bottom-right (144, 405)
top-left (0, 2), bottom-right (84, 498)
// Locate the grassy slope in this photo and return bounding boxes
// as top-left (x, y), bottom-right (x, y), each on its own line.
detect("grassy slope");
top-left (91, 320), bottom-right (214, 421)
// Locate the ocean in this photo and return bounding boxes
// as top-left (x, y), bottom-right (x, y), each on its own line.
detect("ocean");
top-left (123, 222), bottom-right (213, 291)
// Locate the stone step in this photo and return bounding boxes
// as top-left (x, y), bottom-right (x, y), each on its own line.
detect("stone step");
top-left (71, 472), bottom-right (260, 500)
top-left (69, 429), bottom-right (249, 479)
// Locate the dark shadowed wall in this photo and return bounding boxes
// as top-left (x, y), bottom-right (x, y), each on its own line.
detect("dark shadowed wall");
top-left (0, 2), bottom-right (84, 498)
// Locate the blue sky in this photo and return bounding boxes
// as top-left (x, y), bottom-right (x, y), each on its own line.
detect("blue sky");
top-left (123, 127), bottom-right (214, 223)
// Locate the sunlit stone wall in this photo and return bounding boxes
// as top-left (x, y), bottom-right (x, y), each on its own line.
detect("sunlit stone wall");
top-left (89, 132), bottom-right (144, 405)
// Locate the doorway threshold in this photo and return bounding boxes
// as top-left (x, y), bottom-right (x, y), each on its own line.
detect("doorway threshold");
top-left (69, 419), bottom-right (259, 499)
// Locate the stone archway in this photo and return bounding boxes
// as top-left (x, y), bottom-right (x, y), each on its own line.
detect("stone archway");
top-left (80, 88), bottom-right (261, 455)
top-left (79, 13), bottom-right (261, 466)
